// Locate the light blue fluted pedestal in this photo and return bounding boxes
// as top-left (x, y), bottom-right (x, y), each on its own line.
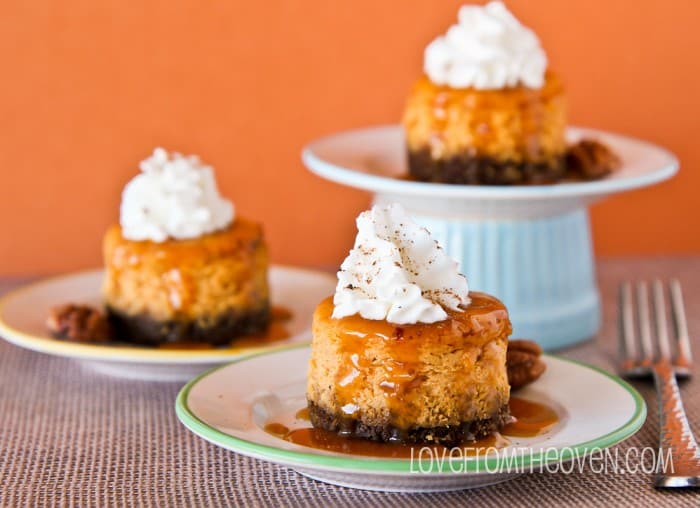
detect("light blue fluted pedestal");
top-left (404, 209), bottom-right (600, 350)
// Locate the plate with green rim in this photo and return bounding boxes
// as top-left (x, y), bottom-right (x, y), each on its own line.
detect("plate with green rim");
top-left (175, 344), bottom-right (647, 492)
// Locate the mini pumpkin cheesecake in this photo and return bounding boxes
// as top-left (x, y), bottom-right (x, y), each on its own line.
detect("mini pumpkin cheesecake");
top-left (402, 2), bottom-right (567, 185)
top-left (102, 148), bottom-right (270, 346)
top-left (307, 204), bottom-right (511, 446)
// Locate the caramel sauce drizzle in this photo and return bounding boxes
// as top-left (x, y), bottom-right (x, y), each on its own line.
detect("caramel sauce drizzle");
top-left (106, 219), bottom-right (263, 269)
top-left (315, 293), bottom-right (510, 428)
top-left (264, 397), bottom-right (558, 459)
top-left (295, 407), bottom-right (310, 421)
top-left (500, 397), bottom-right (558, 437)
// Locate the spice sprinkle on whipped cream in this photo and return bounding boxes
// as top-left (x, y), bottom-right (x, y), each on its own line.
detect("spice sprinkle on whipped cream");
top-left (423, 1), bottom-right (547, 90)
top-left (120, 148), bottom-right (234, 243)
top-left (332, 203), bottom-right (470, 325)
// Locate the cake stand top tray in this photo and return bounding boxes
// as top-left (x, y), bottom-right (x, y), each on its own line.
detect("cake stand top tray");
top-left (302, 125), bottom-right (678, 219)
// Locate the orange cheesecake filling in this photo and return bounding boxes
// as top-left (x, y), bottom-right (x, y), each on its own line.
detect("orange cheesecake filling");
top-left (102, 217), bottom-right (268, 322)
top-left (308, 293), bottom-right (511, 430)
top-left (403, 71), bottom-right (567, 162)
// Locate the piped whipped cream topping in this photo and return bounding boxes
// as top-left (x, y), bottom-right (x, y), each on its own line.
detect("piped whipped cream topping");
top-left (424, 1), bottom-right (547, 90)
top-left (120, 148), bottom-right (234, 242)
top-left (332, 204), bottom-right (470, 325)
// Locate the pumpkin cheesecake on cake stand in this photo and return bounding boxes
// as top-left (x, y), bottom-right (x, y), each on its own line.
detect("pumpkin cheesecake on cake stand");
top-left (303, 2), bottom-right (678, 349)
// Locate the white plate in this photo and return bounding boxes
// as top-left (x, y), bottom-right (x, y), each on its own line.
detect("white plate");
top-left (176, 345), bottom-right (646, 492)
top-left (0, 266), bottom-right (336, 381)
top-left (302, 125), bottom-right (678, 219)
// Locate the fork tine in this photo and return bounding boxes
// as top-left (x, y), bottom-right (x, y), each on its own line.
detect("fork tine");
top-left (636, 281), bottom-right (654, 367)
top-left (619, 282), bottom-right (638, 370)
top-left (652, 279), bottom-right (672, 361)
top-left (669, 279), bottom-right (692, 370)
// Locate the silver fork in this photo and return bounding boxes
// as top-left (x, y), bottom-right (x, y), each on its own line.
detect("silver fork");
top-left (619, 279), bottom-right (700, 488)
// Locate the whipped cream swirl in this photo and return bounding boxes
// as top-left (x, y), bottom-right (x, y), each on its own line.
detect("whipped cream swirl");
top-left (424, 1), bottom-right (547, 90)
top-left (332, 204), bottom-right (470, 324)
top-left (120, 148), bottom-right (234, 242)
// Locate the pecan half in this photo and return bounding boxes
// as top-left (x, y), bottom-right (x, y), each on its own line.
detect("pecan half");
top-left (46, 304), bottom-right (113, 342)
top-left (507, 339), bottom-right (546, 390)
top-left (566, 139), bottom-right (621, 180)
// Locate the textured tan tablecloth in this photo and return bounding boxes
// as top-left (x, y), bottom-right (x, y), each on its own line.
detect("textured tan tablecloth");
top-left (0, 257), bottom-right (699, 507)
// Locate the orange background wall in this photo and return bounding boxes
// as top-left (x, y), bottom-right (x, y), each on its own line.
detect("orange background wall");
top-left (1, 0), bottom-right (698, 276)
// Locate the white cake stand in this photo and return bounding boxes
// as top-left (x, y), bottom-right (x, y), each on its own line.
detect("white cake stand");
top-left (302, 125), bottom-right (678, 349)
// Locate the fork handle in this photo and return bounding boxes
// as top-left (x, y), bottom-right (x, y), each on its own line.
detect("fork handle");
top-left (652, 360), bottom-right (700, 487)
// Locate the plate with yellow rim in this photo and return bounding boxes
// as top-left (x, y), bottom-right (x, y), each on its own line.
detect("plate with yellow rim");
top-left (0, 266), bottom-right (336, 381)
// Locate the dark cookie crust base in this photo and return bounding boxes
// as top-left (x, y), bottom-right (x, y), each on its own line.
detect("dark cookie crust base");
top-left (408, 148), bottom-right (566, 185)
top-left (308, 400), bottom-right (510, 447)
top-left (106, 305), bottom-right (270, 346)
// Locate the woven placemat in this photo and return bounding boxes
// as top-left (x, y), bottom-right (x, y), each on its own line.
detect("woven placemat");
top-left (0, 258), bottom-right (698, 507)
